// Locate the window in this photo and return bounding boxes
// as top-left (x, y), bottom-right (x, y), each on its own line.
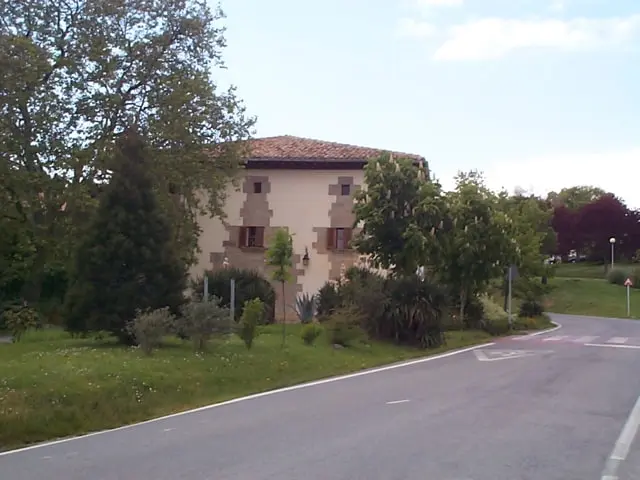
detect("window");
top-left (253, 182), bottom-right (262, 194)
top-left (326, 227), bottom-right (352, 250)
top-left (239, 226), bottom-right (265, 248)
top-left (340, 183), bottom-right (351, 196)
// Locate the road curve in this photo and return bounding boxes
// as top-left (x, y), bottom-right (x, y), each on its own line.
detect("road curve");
top-left (3, 314), bottom-right (640, 480)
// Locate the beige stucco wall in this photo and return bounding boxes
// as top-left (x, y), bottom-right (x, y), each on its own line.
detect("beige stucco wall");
top-left (190, 168), bottom-right (365, 317)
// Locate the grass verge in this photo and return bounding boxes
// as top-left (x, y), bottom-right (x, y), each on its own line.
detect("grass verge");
top-left (545, 278), bottom-right (640, 319)
top-left (0, 325), bottom-right (492, 450)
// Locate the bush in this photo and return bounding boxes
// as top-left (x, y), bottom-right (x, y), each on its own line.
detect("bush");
top-left (1, 305), bottom-right (40, 342)
top-left (192, 268), bottom-right (276, 324)
top-left (316, 281), bottom-right (342, 321)
top-left (478, 295), bottom-right (510, 335)
top-left (179, 297), bottom-right (230, 352)
top-left (607, 267), bottom-right (630, 286)
top-left (382, 275), bottom-right (447, 348)
top-left (519, 299), bottom-right (544, 318)
top-left (238, 298), bottom-right (264, 349)
top-left (126, 307), bottom-right (175, 355)
top-left (341, 267), bottom-right (388, 331)
top-left (631, 268), bottom-right (640, 290)
top-left (293, 293), bottom-right (316, 324)
top-left (325, 306), bottom-right (363, 347)
top-left (301, 323), bottom-right (323, 345)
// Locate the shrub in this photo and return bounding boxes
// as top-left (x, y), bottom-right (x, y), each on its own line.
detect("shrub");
top-left (316, 281), bottom-right (343, 321)
top-left (325, 306), bottom-right (363, 347)
top-left (519, 299), bottom-right (544, 318)
top-left (478, 295), bottom-right (510, 335)
top-left (179, 297), bottom-right (230, 352)
top-left (192, 268), bottom-right (276, 324)
top-left (238, 298), bottom-right (264, 349)
top-left (301, 322), bottom-right (323, 345)
top-left (382, 275), bottom-right (447, 348)
top-left (126, 307), bottom-right (175, 355)
top-left (1, 305), bottom-right (40, 342)
top-left (607, 267), bottom-right (629, 286)
top-left (631, 268), bottom-right (640, 290)
top-left (341, 267), bottom-right (388, 332)
top-left (293, 293), bottom-right (316, 324)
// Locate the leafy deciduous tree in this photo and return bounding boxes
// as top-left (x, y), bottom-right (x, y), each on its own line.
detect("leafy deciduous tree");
top-left (1, 0), bottom-right (254, 302)
top-left (265, 228), bottom-right (293, 346)
top-left (353, 153), bottom-right (446, 277)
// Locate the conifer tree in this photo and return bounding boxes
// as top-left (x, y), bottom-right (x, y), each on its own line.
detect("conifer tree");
top-left (64, 128), bottom-right (187, 343)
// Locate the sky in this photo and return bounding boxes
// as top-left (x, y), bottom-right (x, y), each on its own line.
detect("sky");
top-left (217, 0), bottom-right (640, 208)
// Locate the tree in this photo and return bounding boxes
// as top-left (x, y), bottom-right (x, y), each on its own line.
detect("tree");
top-left (353, 154), bottom-right (446, 277)
top-left (547, 186), bottom-right (607, 210)
top-left (498, 191), bottom-right (553, 276)
top-left (64, 128), bottom-right (187, 344)
top-left (438, 171), bottom-right (519, 322)
top-left (574, 194), bottom-right (639, 261)
top-left (265, 228), bottom-right (293, 347)
top-left (1, 0), bottom-right (254, 303)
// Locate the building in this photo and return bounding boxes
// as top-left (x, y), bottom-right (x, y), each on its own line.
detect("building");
top-left (189, 135), bottom-right (426, 319)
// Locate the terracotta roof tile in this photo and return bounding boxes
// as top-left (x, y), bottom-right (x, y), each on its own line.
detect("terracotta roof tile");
top-left (245, 135), bottom-right (424, 162)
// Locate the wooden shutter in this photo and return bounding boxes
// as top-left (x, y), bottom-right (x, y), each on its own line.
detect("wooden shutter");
top-left (238, 227), bottom-right (247, 247)
top-left (345, 228), bottom-right (353, 249)
top-left (256, 227), bottom-right (265, 248)
top-left (326, 228), bottom-right (335, 250)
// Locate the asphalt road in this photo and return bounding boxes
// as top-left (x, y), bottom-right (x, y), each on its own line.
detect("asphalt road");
top-left (3, 313), bottom-right (640, 480)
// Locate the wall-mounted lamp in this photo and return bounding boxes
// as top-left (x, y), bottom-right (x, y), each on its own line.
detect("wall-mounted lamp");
top-left (302, 247), bottom-right (310, 267)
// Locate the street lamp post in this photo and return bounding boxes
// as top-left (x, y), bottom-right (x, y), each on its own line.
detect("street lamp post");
top-left (609, 237), bottom-right (616, 269)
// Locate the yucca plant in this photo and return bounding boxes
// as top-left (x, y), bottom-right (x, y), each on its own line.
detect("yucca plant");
top-left (293, 293), bottom-right (317, 324)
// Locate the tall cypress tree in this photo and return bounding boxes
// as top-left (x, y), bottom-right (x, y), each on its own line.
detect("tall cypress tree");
top-left (64, 128), bottom-right (187, 344)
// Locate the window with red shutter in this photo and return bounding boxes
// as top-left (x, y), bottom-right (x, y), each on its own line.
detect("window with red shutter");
top-left (326, 228), bottom-right (336, 250)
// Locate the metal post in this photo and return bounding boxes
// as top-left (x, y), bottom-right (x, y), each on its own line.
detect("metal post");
top-left (230, 278), bottom-right (236, 333)
top-left (203, 275), bottom-right (209, 302)
top-left (507, 266), bottom-right (513, 326)
top-left (628, 284), bottom-right (631, 318)
top-left (611, 243), bottom-right (615, 269)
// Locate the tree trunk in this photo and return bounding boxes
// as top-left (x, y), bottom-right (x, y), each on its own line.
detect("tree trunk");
top-left (281, 281), bottom-right (286, 347)
top-left (459, 289), bottom-right (467, 330)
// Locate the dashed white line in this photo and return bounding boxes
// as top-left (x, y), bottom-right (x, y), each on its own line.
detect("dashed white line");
top-left (163, 428), bottom-right (175, 432)
top-left (601, 394), bottom-right (640, 480)
top-left (574, 336), bottom-right (598, 343)
top-left (386, 399), bottom-right (410, 405)
top-left (541, 335), bottom-right (567, 342)
top-left (608, 337), bottom-right (629, 344)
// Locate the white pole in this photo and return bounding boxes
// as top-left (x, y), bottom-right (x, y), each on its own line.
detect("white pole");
top-left (628, 285), bottom-right (631, 318)
top-left (611, 243), bottom-right (615, 269)
top-left (230, 278), bottom-right (236, 333)
top-left (507, 267), bottom-right (513, 326)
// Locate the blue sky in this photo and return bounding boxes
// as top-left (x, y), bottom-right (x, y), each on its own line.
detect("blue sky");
top-left (218, 0), bottom-right (640, 207)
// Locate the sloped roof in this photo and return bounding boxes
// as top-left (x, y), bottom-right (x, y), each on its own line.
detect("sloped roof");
top-left (245, 135), bottom-right (424, 162)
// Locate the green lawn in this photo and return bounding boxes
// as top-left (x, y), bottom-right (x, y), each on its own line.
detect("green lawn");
top-left (546, 278), bottom-right (640, 319)
top-left (554, 262), bottom-right (609, 279)
top-left (0, 325), bottom-right (493, 450)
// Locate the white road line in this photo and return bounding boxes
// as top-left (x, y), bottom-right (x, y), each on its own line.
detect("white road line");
top-left (574, 336), bottom-right (598, 343)
top-left (601, 394), bottom-right (640, 480)
top-left (386, 399), bottom-right (410, 405)
top-left (541, 335), bottom-right (567, 342)
top-left (585, 343), bottom-right (640, 350)
top-left (0, 341), bottom-right (496, 457)
top-left (608, 337), bottom-right (629, 344)
top-left (0, 322), bottom-right (562, 457)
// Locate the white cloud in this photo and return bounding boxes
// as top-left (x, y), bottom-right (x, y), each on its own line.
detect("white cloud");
top-left (432, 15), bottom-right (640, 61)
top-left (482, 147), bottom-right (640, 208)
top-left (397, 18), bottom-right (437, 37)
top-left (549, 0), bottom-right (565, 13)
top-left (416, 0), bottom-right (463, 6)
